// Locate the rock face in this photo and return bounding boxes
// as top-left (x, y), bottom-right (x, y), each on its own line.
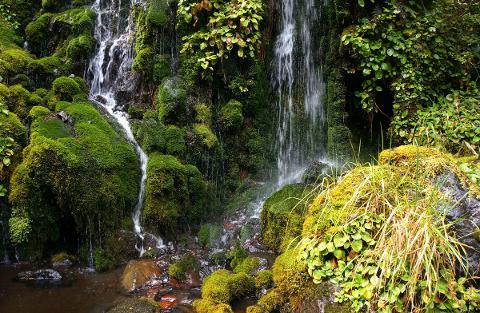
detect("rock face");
top-left (437, 171), bottom-right (480, 276)
top-left (107, 298), bottom-right (156, 313)
top-left (17, 269), bottom-right (62, 281)
top-left (121, 260), bottom-right (163, 292)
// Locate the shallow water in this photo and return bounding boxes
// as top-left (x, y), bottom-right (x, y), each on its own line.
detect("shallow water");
top-left (0, 265), bottom-right (126, 313)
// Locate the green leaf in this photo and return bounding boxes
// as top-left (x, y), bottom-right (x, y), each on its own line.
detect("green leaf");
top-left (351, 240), bottom-right (363, 252)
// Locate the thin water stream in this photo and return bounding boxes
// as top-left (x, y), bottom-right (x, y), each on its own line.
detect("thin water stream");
top-left (87, 0), bottom-right (162, 255)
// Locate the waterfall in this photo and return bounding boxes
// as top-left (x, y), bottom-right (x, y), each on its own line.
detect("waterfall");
top-left (272, 0), bottom-right (326, 186)
top-left (87, 0), bottom-right (159, 255)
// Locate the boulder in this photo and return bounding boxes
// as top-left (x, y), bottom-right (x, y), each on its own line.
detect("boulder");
top-left (437, 171), bottom-right (480, 275)
top-left (121, 260), bottom-right (163, 292)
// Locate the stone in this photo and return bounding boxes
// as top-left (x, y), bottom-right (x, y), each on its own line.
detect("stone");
top-left (107, 298), bottom-right (156, 313)
top-left (302, 160), bottom-right (332, 184)
top-left (17, 269), bottom-right (62, 281)
top-left (436, 171), bottom-right (480, 276)
top-left (121, 260), bottom-right (163, 292)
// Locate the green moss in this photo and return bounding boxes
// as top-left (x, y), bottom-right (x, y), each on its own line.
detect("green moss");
top-left (226, 246), bottom-right (248, 269)
top-left (193, 123), bottom-right (218, 149)
top-left (153, 54), bottom-right (171, 83)
top-left (143, 153), bottom-right (209, 234)
top-left (246, 289), bottom-right (283, 313)
top-left (147, 0), bottom-right (169, 28)
top-left (255, 270), bottom-right (273, 290)
top-left (29, 56), bottom-right (68, 85)
top-left (0, 48), bottom-right (33, 78)
top-left (261, 184), bottom-right (314, 252)
top-left (52, 76), bottom-right (81, 101)
top-left (9, 101), bottom-right (139, 259)
top-left (66, 34), bottom-right (95, 62)
top-left (194, 103), bottom-right (212, 124)
top-left (167, 253), bottom-right (199, 281)
top-left (132, 47), bottom-right (153, 73)
top-left (156, 77), bottom-right (186, 124)
top-left (6, 84), bottom-right (31, 118)
top-left (220, 99), bottom-right (243, 130)
top-left (164, 125), bottom-right (186, 156)
top-left (193, 299), bottom-right (234, 313)
top-left (200, 269), bottom-right (255, 304)
top-left (25, 14), bottom-right (52, 51)
top-left (233, 257), bottom-right (260, 275)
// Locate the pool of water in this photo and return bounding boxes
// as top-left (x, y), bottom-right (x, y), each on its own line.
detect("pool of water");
top-left (0, 265), bottom-right (127, 313)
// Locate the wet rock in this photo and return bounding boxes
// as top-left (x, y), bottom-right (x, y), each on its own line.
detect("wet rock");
top-left (158, 294), bottom-right (177, 310)
top-left (436, 171), bottom-right (480, 275)
top-left (121, 260), bottom-right (163, 292)
top-left (302, 160), bottom-right (332, 184)
top-left (107, 298), bottom-right (156, 313)
top-left (17, 269), bottom-right (62, 281)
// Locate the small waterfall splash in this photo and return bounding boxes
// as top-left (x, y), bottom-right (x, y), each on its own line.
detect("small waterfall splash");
top-left (87, 0), bottom-right (163, 255)
top-left (273, 0), bottom-right (326, 186)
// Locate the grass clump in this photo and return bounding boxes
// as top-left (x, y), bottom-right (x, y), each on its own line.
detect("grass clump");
top-left (299, 145), bottom-right (480, 312)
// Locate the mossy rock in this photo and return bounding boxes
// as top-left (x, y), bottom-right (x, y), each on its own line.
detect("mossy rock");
top-left (261, 184), bottom-right (314, 252)
top-left (146, 0), bottom-right (169, 28)
top-left (143, 153), bottom-right (209, 234)
top-left (163, 125), bottom-right (186, 156)
top-left (220, 99), bottom-right (243, 130)
top-left (66, 34), bottom-right (95, 62)
top-left (193, 123), bottom-right (218, 149)
top-left (193, 299), bottom-right (233, 313)
top-left (8, 101), bottom-right (139, 259)
top-left (200, 269), bottom-right (255, 304)
top-left (255, 270), bottom-right (273, 289)
top-left (233, 257), bottom-right (260, 275)
top-left (52, 76), bottom-right (81, 101)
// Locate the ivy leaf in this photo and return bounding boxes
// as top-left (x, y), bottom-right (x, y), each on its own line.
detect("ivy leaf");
top-left (358, 0), bottom-right (365, 7)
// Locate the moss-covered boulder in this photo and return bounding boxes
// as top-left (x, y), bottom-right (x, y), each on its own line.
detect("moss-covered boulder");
top-left (157, 77), bottom-right (186, 124)
top-left (143, 153), bottom-right (210, 234)
top-left (197, 269), bottom-right (255, 304)
top-left (8, 101), bottom-right (139, 260)
top-left (52, 76), bottom-right (81, 101)
top-left (261, 184), bottom-right (314, 252)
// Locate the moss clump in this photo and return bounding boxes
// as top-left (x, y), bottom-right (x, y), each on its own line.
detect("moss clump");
top-left (164, 125), bottom-right (186, 156)
top-left (52, 76), bottom-right (81, 101)
top-left (233, 257), bottom-right (260, 275)
top-left (193, 299), bottom-right (233, 313)
top-left (153, 54), bottom-right (171, 83)
top-left (200, 269), bottom-right (255, 304)
top-left (246, 289), bottom-right (283, 313)
top-left (66, 34), bottom-right (95, 62)
top-left (193, 123), bottom-right (218, 149)
top-left (254, 270), bottom-right (273, 289)
top-left (261, 184), bottom-right (314, 252)
top-left (4, 84), bottom-right (31, 118)
top-left (9, 101), bottom-right (139, 260)
top-left (132, 47), bottom-right (153, 73)
top-left (143, 153), bottom-right (209, 234)
top-left (220, 99), bottom-right (243, 130)
top-left (194, 103), bottom-right (212, 124)
top-left (226, 246), bottom-right (248, 269)
top-left (167, 253), bottom-right (199, 281)
top-left (146, 0), bottom-right (169, 28)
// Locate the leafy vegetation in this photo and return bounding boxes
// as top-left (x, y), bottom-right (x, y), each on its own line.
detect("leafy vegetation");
top-left (178, 0), bottom-right (264, 75)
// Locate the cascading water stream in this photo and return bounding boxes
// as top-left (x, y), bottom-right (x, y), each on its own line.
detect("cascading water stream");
top-left (273, 0), bottom-right (326, 187)
top-left (87, 0), bottom-right (162, 255)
